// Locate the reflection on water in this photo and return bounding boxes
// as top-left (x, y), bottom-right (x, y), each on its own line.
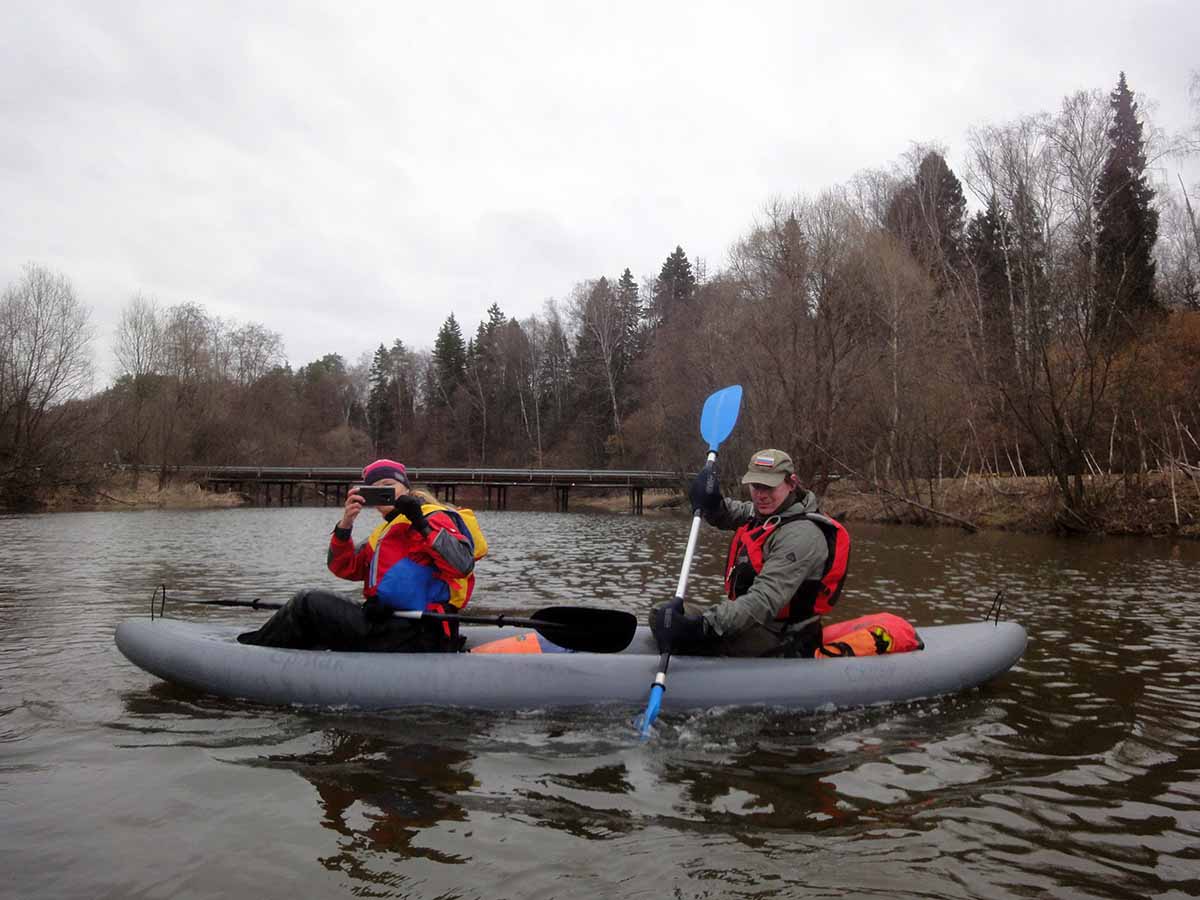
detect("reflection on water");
top-left (250, 720), bottom-right (476, 876)
top-left (2, 508), bottom-right (1200, 898)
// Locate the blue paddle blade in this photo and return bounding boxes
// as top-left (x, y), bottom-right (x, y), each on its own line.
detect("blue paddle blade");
top-left (639, 684), bottom-right (664, 739)
top-left (700, 385), bottom-right (743, 452)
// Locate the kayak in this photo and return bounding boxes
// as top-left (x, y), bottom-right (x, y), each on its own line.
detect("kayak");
top-left (114, 617), bottom-right (1026, 712)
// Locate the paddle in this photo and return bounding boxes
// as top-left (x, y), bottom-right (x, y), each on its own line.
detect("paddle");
top-left (151, 588), bottom-right (637, 654)
top-left (638, 384), bottom-right (743, 739)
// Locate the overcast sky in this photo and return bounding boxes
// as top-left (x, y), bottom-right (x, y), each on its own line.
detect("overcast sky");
top-left (3, 1), bottom-right (1197, 384)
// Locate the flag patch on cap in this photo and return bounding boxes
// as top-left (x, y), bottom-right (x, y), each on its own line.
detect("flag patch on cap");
top-left (753, 453), bottom-right (776, 467)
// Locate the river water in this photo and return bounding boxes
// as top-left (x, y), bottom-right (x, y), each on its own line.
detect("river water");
top-left (2, 506), bottom-right (1198, 899)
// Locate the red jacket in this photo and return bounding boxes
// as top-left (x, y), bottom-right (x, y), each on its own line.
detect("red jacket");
top-left (327, 506), bottom-right (477, 609)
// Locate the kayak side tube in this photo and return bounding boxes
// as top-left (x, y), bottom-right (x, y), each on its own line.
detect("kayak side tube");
top-left (115, 619), bottom-right (1026, 712)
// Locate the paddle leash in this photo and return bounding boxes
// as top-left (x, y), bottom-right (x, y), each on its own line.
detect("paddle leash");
top-left (638, 384), bottom-right (742, 740)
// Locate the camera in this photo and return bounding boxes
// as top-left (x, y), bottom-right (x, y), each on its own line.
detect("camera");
top-left (352, 484), bottom-right (398, 505)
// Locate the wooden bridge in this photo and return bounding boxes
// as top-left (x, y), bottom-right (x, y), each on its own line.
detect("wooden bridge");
top-left (181, 465), bottom-right (686, 513)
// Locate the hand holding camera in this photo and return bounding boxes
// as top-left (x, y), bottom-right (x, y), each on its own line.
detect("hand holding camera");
top-left (339, 483), bottom-right (397, 529)
top-left (354, 485), bottom-right (399, 506)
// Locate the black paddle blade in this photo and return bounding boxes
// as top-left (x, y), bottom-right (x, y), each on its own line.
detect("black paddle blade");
top-left (529, 606), bottom-right (638, 653)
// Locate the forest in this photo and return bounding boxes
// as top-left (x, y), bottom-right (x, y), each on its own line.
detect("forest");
top-left (3, 74), bottom-right (1199, 529)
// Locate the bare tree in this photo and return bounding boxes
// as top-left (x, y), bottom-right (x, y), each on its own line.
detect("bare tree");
top-left (570, 277), bottom-right (629, 462)
top-left (540, 299), bottom-right (574, 441)
top-left (112, 294), bottom-right (164, 468)
top-left (517, 314), bottom-right (549, 466)
top-left (114, 294), bottom-right (163, 381)
top-left (0, 264), bottom-right (94, 502)
top-left (228, 321), bottom-right (285, 387)
top-left (725, 194), bottom-right (879, 488)
top-left (154, 302), bottom-right (214, 483)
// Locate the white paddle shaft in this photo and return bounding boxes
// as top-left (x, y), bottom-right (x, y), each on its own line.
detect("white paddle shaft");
top-left (673, 449), bottom-right (717, 599)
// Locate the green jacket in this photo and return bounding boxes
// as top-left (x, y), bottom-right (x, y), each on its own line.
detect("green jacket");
top-left (699, 490), bottom-right (829, 637)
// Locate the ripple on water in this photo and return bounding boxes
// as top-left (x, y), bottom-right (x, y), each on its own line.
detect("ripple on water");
top-left (2, 511), bottom-right (1200, 898)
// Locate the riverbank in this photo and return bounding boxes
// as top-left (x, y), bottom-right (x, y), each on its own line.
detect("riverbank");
top-left (827, 472), bottom-right (1200, 538)
top-left (37, 472), bottom-right (247, 512)
top-left (575, 473), bottom-right (1200, 538)
top-left (21, 470), bottom-right (1200, 538)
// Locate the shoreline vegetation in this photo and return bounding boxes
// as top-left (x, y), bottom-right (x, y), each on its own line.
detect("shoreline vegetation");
top-left (25, 470), bottom-right (1200, 539)
top-left (6, 75), bottom-right (1199, 538)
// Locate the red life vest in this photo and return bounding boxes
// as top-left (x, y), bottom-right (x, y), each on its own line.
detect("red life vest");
top-left (724, 510), bottom-right (850, 621)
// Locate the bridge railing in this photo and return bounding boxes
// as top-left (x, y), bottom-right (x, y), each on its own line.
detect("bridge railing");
top-left (162, 464), bottom-right (687, 488)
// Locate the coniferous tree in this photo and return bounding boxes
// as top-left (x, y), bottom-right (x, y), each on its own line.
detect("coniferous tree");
top-left (1094, 72), bottom-right (1161, 336)
top-left (1006, 181), bottom-right (1049, 368)
top-left (967, 198), bottom-right (1011, 354)
top-left (616, 267), bottom-right (643, 367)
top-left (389, 338), bottom-right (416, 448)
top-left (775, 213), bottom-right (808, 313)
top-left (431, 313), bottom-right (467, 407)
top-left (650, 246), bottom-right (696, 326)
top-left (366, 343), bottom-right (396, 455)
top-left (539, 303), bottom-right (574, 446)
top-left (363, 340), bottom-right (416, 456)
top-left (464, 304), bottom-right (508, 463)
top-left (886, 151), bottom-right (967, 284)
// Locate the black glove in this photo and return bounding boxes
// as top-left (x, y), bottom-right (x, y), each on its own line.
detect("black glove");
top-left (361, 596), bottom-right (393, 624)
top-left (689, 463), bottom-right (722, 516)
top-left (393, 495), bottom-right (428, 533)
top-left (650, 596), bottom-right (708, 652)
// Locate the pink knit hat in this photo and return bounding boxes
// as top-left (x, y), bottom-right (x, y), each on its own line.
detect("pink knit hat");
top-left (362, 458), bottom-right (410, 486)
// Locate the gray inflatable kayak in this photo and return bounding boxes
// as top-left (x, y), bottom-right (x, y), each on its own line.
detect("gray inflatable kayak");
top-left (115, 617), bottom-right (1026, 712)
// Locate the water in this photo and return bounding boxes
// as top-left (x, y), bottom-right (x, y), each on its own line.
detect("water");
top-left (2, 507), bottom-right (1199, 899)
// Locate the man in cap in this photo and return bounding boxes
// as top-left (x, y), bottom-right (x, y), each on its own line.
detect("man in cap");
top-left (649, 448), bottom-right (850, 657)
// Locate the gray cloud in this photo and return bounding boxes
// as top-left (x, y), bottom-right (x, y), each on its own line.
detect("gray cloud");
top-left (2, 1), bottom-right (1196, 383)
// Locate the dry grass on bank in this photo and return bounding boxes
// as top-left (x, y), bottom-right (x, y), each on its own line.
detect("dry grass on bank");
top-left (593, 474), bottom-right (1200, 539)
top-left (499, 472), bottom-right (1200, 538)
top-left (823, 471), bottom-right (1200, 538)
top-left (43, 473), bottom-right (247, 512)
top-left (566, 489), bottom-right (687, 516)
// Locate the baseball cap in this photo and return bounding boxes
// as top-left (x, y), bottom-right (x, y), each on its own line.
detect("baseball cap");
top-left (740, 448), bottom-right (794, 486)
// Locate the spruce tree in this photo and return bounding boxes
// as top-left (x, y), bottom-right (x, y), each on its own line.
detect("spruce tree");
top-left (1094, 72), bottom-right (1161, 335)
top-left (366, 343), bottom-right (396, 454)
top-left (431, 313), bottom-right (467, 407)
top-left (616, 267), bottom-right (642, 369)
top-left (1007, 181), bottom-right (1048, 352)
top-left (650, 246), bottom-right (696, 325)
top-left (885, 151), bottom-right (967, 281)
top-left (775, 213), bottom-right (807, 311)
top-left (389, 338), bottom-right (415, 445)
top-left (967, 198), bottom-right (1011, 350)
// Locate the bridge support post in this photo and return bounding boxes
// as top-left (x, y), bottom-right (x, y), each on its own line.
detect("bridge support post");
top-left (630, 486), bottom-right (644, 515)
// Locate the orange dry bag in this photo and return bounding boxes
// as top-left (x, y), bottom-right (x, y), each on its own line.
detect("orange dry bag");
top-left (815, 612), bottom-right (922, 659)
